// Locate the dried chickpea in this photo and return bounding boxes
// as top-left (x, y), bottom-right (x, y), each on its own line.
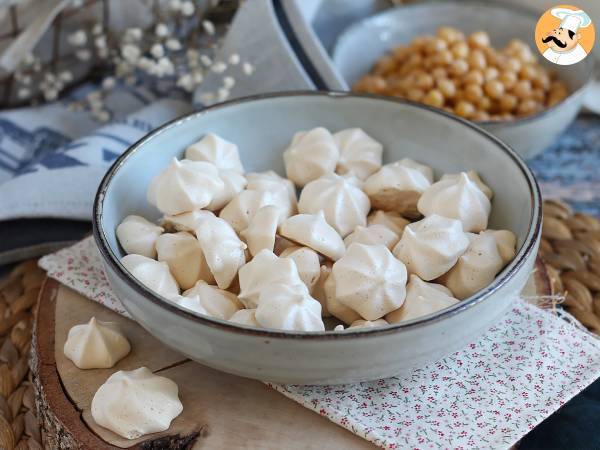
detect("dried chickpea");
top-left (354, 26), bottom-right (568, 120)
top-left (415, 72), bottom-right (435, 90)
top-left (406, 88), bottom-right (425, 102)
top-left (499, 71), bottom-right (518, 89)
top-left (431, 67), bottom-right (448, 80)
top-left (477, 96), bottom-right (492, 112)
top-left (437, 78), bottom-right (456, 98)
top-left (425, 37), bottom-right (448, 54)
top-left (517, 99), bottom-right (540, 116)
top-left (519, 64), bottom-right (538, 81)
top-left (451, 41), bottom-right (470, 59)
top-left (455, 100), bottom-right (476, 118)
top-left (468, 31), bottom-right (490, 48)
top-left (373, 56), bottom-right (396, 75)
top-left (483, 67), bottom-right (499, 82)
top-left (499, 94), bottom-right (518, 112)
top-left (437, 26), bottom-right (461, 43)
top-left (464, 70), bottom-right (484, 86)
top-left (532, 88), bottom-right (546, 103)
top-left (505, 57), bottom-right (522, 73)
top-left (532, 71), bottom-right (551, 90)
top-left (513, 80), bottom-right (532, 99)
top-left (431, 50), bottom-right (453, 66)
top-left (467, 50), bottom-right (486, 70)
top-left (450, 59), bottom-right (469, 76)
top-left (484, 79), bottom-right (504, 99)
top-left (463, 84), bottom-right (483, 103)
top-left (472, 111), bottom-right (490, 121)
top-left (423, 89), bottom-right (445, 108)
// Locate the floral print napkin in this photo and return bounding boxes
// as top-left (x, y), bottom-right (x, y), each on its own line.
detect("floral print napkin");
top-left (39, 237), bottom-right (600, 449)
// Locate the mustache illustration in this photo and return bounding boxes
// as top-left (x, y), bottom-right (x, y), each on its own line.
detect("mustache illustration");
top-left (542, 35), bottom-right (567, 48)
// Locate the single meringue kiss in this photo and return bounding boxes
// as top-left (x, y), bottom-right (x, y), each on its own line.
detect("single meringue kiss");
top-left (255, 283), bottom-right (325, 332)
top-left (364, 159), bottom-right (432, 218)
top-left (298, 172), bottom-right (370, 237)
top-left (185, 133), bottom-right (244, 173)
top-left (393, 214), bottom-right (470, 281)
top-left (417, 171), bottom-right (491, 232)
top-left (116, 215), bottom-right (163, 259)
top-left (64, 317), bottom-right (131, 369)
top-left (283, 127), bottom-right (339, 187)
top-left (147, 158), bottom-right (224, 215)
top-left (121, 254), bottom-right (179, 298)
top-left (333, 128), bottom-right (382, 180)
top-left (386, 275), bottom-right (458, 323)
top-left (91, 367), bottom-right (183, 440)
top-left (279, 211), bottom-right (345, 261)
top-left (156, 231), bottom-right (213, 289)
top-left (331, 243), bottom-right (407, 320)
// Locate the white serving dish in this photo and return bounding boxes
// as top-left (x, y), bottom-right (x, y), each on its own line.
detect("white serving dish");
top-left (93, 92), bottom-right (541, 384)
top-left (331, 1), bottom-right (594, 159)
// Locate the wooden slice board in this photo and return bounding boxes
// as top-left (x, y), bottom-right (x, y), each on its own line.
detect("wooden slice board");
top-left (32, 259), bottom-right (551, 449)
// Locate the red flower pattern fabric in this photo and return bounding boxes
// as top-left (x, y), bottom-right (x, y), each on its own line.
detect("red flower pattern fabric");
top-left (40, 237), bottom-right (600, 449)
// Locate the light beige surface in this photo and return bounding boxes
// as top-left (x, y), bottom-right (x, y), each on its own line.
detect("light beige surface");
top-left (54, 285), bottom-right (375, 449)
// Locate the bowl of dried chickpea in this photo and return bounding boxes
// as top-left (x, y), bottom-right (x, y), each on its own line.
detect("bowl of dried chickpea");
top-left (332, 0), bottom-right (593, 159)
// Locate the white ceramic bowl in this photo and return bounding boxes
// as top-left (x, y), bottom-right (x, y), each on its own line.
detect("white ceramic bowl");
top-left (331, 0), bottom-right (594, 159)
top-left (93, 91), bottom-right (541, 384)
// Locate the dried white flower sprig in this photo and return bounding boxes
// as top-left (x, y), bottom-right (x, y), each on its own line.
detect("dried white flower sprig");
top-left (11, 0), bottom-right (253, 122)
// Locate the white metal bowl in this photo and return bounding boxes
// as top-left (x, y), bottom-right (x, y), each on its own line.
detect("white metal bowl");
top-left (93, 91), bottom-right (541, 384)
top-left (331, 0), bottom-right (594, 159)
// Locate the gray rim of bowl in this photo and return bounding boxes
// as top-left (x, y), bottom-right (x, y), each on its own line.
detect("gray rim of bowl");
top-left (93, 90), bottom-right (542, 340)
top-left (331, 0), bottom-right (595, 127)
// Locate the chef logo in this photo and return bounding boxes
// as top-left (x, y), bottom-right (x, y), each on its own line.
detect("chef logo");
top-left (535, 5), bottom-right (595, 65)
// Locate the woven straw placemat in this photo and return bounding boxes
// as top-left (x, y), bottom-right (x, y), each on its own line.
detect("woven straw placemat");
top-left (540, 199), bottom-right (600, 334)
top-left (0, 260), bottom-right (43, 450)
top-left (0, 199), bottom-right (596, 449)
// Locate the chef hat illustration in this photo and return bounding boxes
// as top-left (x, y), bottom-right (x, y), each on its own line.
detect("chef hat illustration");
top-left (551, 8), bottom-right (592, 33)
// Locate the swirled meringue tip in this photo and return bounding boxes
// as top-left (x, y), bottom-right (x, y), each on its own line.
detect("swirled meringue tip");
top-left (64, 317), bottom-right (131, 369)
top-left (283, 127), bottom-right (339, 187)
top-left (156, 231), bottom-right (213, 290)
top-left (194, 215), bottom-right (246, 290)
top-left (246, 170), bottom-right (298, 219)
top-left (298, 172), bottom-right (370, 237)
top-left (331, 243), bottom-right (407, 321)
top-left (184, 132), bottom-right (245, 174)
top-left (238, 249), bottom-right (304, 309)
top-left (91, 367), bottom-right (183, 440)
top-left (438, 231), bottom-right (504, 300)
top-left (333, 128), bottom-right (383, 181)
top-left (116, 215), bottom-right (163, 259)
top-left (121, 254), bottom-right (179, 299)
top-left (392, 214), bottom-right (470, 281)
top-left (386, 274), bottom-right (459, 324)
top-left (240, 205), bottom-right (279, 257)
top-left (147, 158), bottom-right (224, 216)
top-left (255, 283), bottom-right (325, 332)
top-left (417, 171), bottom-right (491, 232)
top-left (441, 170), bottom-right (493, 199)
top-left (279, 211), bottom-right (345, 261)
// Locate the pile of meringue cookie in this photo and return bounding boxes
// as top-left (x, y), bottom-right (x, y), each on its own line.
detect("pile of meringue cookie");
top-left (116, 127), bottom-right (517, 332)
